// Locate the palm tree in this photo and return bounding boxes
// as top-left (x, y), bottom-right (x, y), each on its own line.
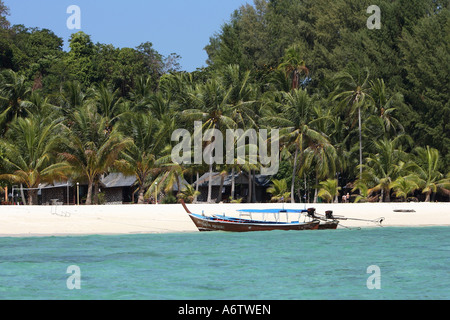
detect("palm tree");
top-left (182, 78), bottom-right (234, 202)
top-left (318, 179), bottom-right (341, 203)
top-left (303, 141), bottom-right (337, 203)
top-left (332, 68), bottom-right (374, 179)
top-left (262, 88), bottom-right (331, 203)
top-left (390, 175), bottom-right (420, 202)
top-left (89, 82), bottom-right (123, 129)
top-left (219, 64), bottom-right (259, 201)
top-left (0, 70), bottom-right (32, 129)
top-left (278, 45), bottom-right (309, 91)
top-left (177, 184), bottom-right (200, 204)
top-left (60, 81), bottom-right (86, 110)
top-left (410, 146), bottom-right (450, 202)
top-left (0, 114), bottom-right (69, 205)
top-left (115, 112), bottom-right (168, 204)
top-left (367, 78), bottom-right (405, 139)
top-left (23, 91), bottom-right (61, 119)
top-left (359, 137), bottom-right (410, 202)
top-left (60, 104), bottom-right (131, 205)
top-left (267, 178), bottom-right (291, 203)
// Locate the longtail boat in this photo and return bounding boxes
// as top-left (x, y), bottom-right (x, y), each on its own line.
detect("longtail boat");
top-left (181, 201), bottom-right (321, 232)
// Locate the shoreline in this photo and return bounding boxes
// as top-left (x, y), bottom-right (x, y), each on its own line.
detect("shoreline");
top-left (0, 202), bottom-right (449, 237)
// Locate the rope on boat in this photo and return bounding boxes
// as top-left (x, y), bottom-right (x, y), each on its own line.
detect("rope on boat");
top-left (334, 216), bottom-right (385, 226)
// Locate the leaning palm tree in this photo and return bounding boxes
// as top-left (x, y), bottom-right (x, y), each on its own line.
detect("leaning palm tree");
top-left (61, 104), bottom-right (131, 205)
top-left (0, 114), bottom-right (69, 205)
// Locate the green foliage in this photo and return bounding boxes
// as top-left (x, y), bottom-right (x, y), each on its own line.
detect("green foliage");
top-left (0, 0), bottom-right (449, 204)
top-left (267, 178), bottom-right (291, 202)
top-left (177, 184), bottom-right (201, 204)
top-left (318, 179), bottom-right (341, 203)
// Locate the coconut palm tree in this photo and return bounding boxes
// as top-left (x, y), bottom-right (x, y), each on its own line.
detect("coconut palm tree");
top-left (367, 78), bottom-right (405, 139)
top-left (115, 111), bottom-right (169, 204)
top-left (390, 175), bottom-right (420, 202)
top-left (177, 184), bottom-right (200, 204)
top-left (262, 88), bottom-right (331, 203)
top-left (218, 64), bottom-right (260, 201)
top-left (0, 114), bottom-right (69, 205)
top-left (410, 146), bottom-right (450, 202)
top-left (59, 81), bottom-right (87, 120)
top-left (89, 82), bottom-right (123, 129)
top-left (359, 137), bottom-right (411, 202)
top-left (60, 104), bottom-right (131, 205)
top-left (0, 69), bottom-right (32, 130)
top-left (182, 77), bottom-right (235, 202)
top-left (267, 178), bottom-right (291, 203)
top-left (318, 179), bottom-right (341, 203)
top-left (332, 68), bottom-right (374, 179)
top-left (278, 45), bottom-right (309, 91)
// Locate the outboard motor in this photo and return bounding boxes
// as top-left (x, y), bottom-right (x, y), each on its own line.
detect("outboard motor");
top-left (307, 208), bottom-right (316, 218)
top-left (325, 210), bottom-right (334, 220)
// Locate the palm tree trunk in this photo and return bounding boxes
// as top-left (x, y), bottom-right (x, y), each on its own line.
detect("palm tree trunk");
top-left (385, 188), bottom-right (391, 202)
top-left (217, 173), bottom-right (225, 203)
top-left (28, 189), bottom-right (38, 206)
top-left (137, 184), bottom-right (145, 204)
top-left (359, 106), bottom-right (363, 180)
top-left (86, 180), bottom-right (93, 205)
top-left (194, 172), bottom-right (199, 203)
top-left (247, 170), bottom-right (252, 203)
top-left (93, 180), bottom-right (99, 205)
top-left (291, 146), bottom-right (299, 203)
top-left (231, 167), bottom-right (235, 201)
top-left (252, 169), bottom-right (256, 202)
top-left (313, 177), bottom-right (318, 203)
top-left (207, 163), bottom-right (213, 203)
top-left (20, 184), bottom-right (27, 205)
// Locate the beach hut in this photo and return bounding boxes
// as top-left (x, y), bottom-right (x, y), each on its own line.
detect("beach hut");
top-left (193, 172), bottom-right (271, 203)
top-left (39, 180), bottom-right (74, 205)
top-left (100, 173), bottom-right (137, 204)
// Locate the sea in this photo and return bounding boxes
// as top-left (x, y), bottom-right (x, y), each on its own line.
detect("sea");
top-left (0, 227), bottom-right (448, 300)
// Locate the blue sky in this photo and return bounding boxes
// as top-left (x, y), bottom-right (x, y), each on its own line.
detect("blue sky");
top-left (4, 0), bottom-right (251, 71)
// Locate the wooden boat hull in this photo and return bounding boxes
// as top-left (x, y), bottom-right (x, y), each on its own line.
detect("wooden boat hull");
top-left (318, 221), bottom-right (340, 230)
top-left (189, 213), bottom-right (320, 232)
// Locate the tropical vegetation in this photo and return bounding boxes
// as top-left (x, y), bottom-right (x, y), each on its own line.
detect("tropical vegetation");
top-left (0, 0), bottom-right (449, 204)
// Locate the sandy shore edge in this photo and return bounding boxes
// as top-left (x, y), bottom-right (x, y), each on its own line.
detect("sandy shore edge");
top-left (0, 202), bottom-right (449, 237)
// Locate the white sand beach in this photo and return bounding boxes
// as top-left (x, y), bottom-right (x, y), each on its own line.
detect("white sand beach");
top-left (0, 202), bottom-right (449, 237)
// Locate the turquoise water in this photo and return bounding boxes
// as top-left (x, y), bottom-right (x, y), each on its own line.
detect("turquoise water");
top-left (0, 227), bottom-right (448, 300)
